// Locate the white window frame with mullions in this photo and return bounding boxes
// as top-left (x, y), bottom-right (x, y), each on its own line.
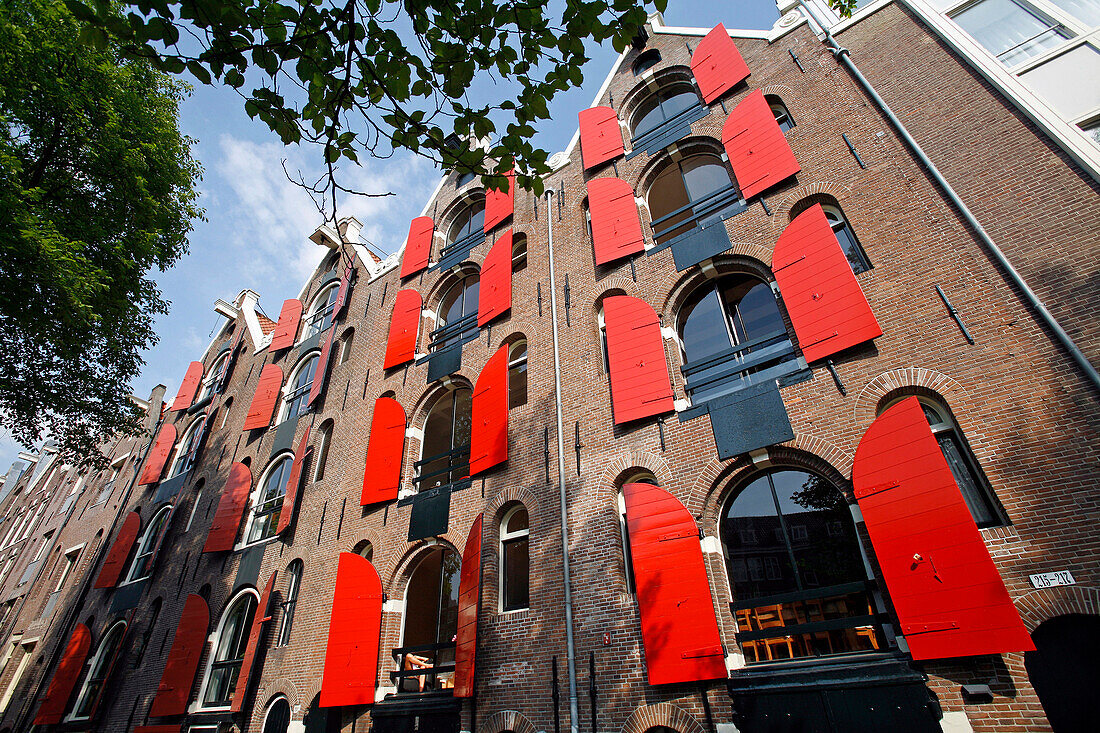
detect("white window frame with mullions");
top-left (195, 588), bottom-right (259, 711)
top-left (166, 416), bottom-right (208, 479)
top-left (120, 505), bottom-right (172, 585)
top-left (242, 453), bottom-right (294, 547)
top-left (65, 620), bottom-right (127, 722)
top-left (278, 352), bottom-right (320, 424)
top-left (300, 283), bottom-right (340, 342)
top-left (198, 352), bottom-right (229, 402)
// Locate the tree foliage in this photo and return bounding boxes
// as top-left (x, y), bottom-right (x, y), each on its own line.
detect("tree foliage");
top-left (0, 0), bottom-right (203, 466)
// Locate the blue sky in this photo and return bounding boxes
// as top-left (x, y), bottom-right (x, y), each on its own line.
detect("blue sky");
top-left (0, 1), bottom-right (782, 472)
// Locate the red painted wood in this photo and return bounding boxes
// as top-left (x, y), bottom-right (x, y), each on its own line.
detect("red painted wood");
top-left (278, 427), bottom-right (313, 535)
top-left (477, 229), bottom-right (513, 327)
top-left (170, 361), bottom-right (204, 412)
top-left (852, 397), bottom-right (1035, 660)
top-left (270, 299), bottom-right (303, 351)
top-left (454, 514), bottom-right (483, 698)
top-left (722, 89), bottom-right (801, 200)
top-left (320, 553), bottom-right (383, 707)
top-left (470, 346), bottom-right (509, 475)
top-left (149, 594), bottom-right (210, 717)
top-left (93, 511), bottom-right (142, 589)
top-left (383, 289), bottom-right (422, 369)
top-left (773, 204), bottom-right (881, 362)
top-left (85, 618), bottom-right (130, 718)
top-left (603, 296), bottom-right (674, 424)
top-left (579, 106), bottom-right (625, 170)
top-left (203, 463), bottom-right (252, 553)
top-left (138, 423), bottom-right (177, 486)
top-left (691, 24), bottom-right (750, 104)
top-left (484, 169), bottom-right (515, 233)
top-left (333, 263), bottom-right (354, 319)
top-left (307, 326), bottom-right (336, 407)
top-left (588, 177), bottom-right (645, 266)
top-left (361, 398), bottom-right (406, 506)
top-left (400, 216), bottom-right (434, 278)
top-left (33, 624), bottom-right (91, 725)
top-left (231, 571), bottom-right (277, 712)
top-left (242, 364), bottom-right (284, 431)
top-left (623, 483), bottom-right (726, 685)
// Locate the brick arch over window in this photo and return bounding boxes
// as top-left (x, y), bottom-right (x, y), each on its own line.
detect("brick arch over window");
top-left (249, 680), bottom-right (301, 731)
top-left (1015, 586), bottom-right (1100, 632)
top-left (619, 703), bottom-right (708, 733)
top-left (348, 529), bottom-right (387, 575)
top-left (423, 262), bottom-right (482, 316)
top-left (485, 485), bottom-right (539, 521)
top-left (660, 252), bottom-right (776, 322)
top-left (617, 65), bottom-right (695, 134)
top-left (633, 135), bottom-right (731, 196)
top-left (597, 453), bottom-right (675, 499)
top-left (767, 180), bottom-right (854, 242)
top-left (479, 710), bottom-right (537, 733)
top-left (385, 538), bottom-right (464, 595)
top-left (853, 368), bottom-right (973, 428)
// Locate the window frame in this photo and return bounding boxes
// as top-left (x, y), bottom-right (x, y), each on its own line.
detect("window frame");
top-left (121, 505), bottom-right (172, 585)
top-left (430, 273), bottom-right (481, 352)
top-left (819, 202), bottom-right (873, 274)
top-left (507, 340), bottom-right (528, 409)
top-left (413, 387), bottom-right (473, 494)
top-left (629, 80), bottom-right (704, 142)
top-left (276, 560), bottom-right (303, 648)
top-left (262, 695), bottom-right (292, 733)
top-left (766, 95), bottom-right (796, 132)
top-left (65, 620), bottom-right (127, 721)
top-left (499, 506), bottom-right (530, 612)
top-left (278, 352), bottom-right (321, 424)
top-left (300, 283), bottom-right (340, 342)
top-left (197, 588), bottom-right (259, 711)
top-left (198, 352), bottom-right (230, 402)
top-left (243, 453), bottom-right (295, 547)
top-left (645, 153), bottom-right (744, 248)
top-left (167, 416), bottom-right (207, 479)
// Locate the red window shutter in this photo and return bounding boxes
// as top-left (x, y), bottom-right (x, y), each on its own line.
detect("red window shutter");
top-left (772, 204), bottom-right (881, 362)
top-left (470, 346), bottom-right (509, 475)
top-left (453, 514), bottom-right (483, 698)
top-left (93, 511), bottom-right (142, 589)
top-left (149, 594), bottom-right (210, 717)
top-left (243, 364), bottom-right (284, 431)
top-left (603, 296), bottom-right (675, 424)
top-left (383, 289), bottom-right (422, 369)
top-left (170, 361), bottom-right (204, 412)
top-left (722, 89), bottom-right (801, 200)
top-left (588, 177), bottom-right (645, 266)
top-left (33, 624), bottom-right (92, 725)
top-left (231, 570), bottom-right (277, 713)
top-left (307, 327), bottom-right (336, 407)
top-left (623, 483), bottom-right (726, 685)
top-left (691, 24), bottom-right (750, 104)
top-left (484, 169), bottom-right (515, 233)
top-left (400, 216), bottom-right (434, 278)
top-left (361, 397), bottom-right (406, 506)
top-left (270, 299), bottom-right (303, 351)
top-left (853, 397), bottom-right (1034, 660)
top-left (579, 106), bottom-right (625, 170)
top-left (321, 553), bottom-right (383, 707)
top-left (138, 423), bottom-right (178, 486)
top-left (278, 428), bottom-right (314, 535)
top-left (477, 229), bottom-right (513, 327)
top-left (203, 463), bottom-right (253, 553)
top-left (333, 263), bottom-right (353, 320)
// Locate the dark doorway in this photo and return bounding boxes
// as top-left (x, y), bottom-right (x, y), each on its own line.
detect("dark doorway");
top-left (1025, 614), bottom-right (1100, 732)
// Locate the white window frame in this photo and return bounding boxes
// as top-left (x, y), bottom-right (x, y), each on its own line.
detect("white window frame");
top-left (239, 454), bottom-right (294, 549)
top-left (499, 506), bottom-right (530, 612)
top-left (167, 416), bottom-right (206, 479)
top-left (65, 620), bottom-right (127, 722)
top-left (507, 340), bottom-right (528, 409)
top-left (194, 587), bottom-right (260, 712)
top-left (120, 505), bottom-right (172, 585)
top-left (262, 695), bottom-right (292, 733)
top-left (54, 545), bottom-right (84, 593)
top-left (0, 638), bottom-right (35, 713)
top-left (276, 561), bottom-right (303, 648)
top-left (277, 352), bottom-right (321, 424)
top-left (198, 351), bottom-right (230, 402)
top-left (300, 283), bottom-right (340, 343)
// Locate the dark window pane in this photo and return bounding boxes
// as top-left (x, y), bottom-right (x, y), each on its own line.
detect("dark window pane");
top-left (681, 158), bottom-right (732, 202)
top-left (723, 475), bottom-right (798, 600)
top-left (503, 538), bottom-right (529, 610)
top-left (505, 507), bottom-right (528, 533)
top-left (681, 287), bottom-right (731, 363)
top-left (936, 433), bottom-right (998, 527)
top-left (632, 96), bottom-right (665, 137)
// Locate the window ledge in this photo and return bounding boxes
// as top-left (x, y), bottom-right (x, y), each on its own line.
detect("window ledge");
top-left (233, 535), bottom-right (280, 554)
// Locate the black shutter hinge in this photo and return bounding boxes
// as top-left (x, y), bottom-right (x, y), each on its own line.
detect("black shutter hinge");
top-left (824, 359), bottom-right (847, 396)
top-left (842, 134), bottom-right (866, 169)
top-left (935, 285), bottom-right (976, 345)
top-left (574, 422), bottom-right (582, 476)
top-left (564, 274), bottom-right (572, 327)
top-left (789, 49), bottom-right (805, 73)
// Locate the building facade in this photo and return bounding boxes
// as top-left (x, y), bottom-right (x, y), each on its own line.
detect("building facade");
top-left (0, 5), bottom-right (1097, 733)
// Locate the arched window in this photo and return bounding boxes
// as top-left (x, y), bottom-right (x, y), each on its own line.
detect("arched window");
top-left (200, 590), bottom-right (258, 708)
top-left (122, 505), bottom-right (172, 584)
top-left (220, 398), bottom-right (233, 429)
top-left (433, 274), bottom-right (480, 351)
top-left (398, 547), bottom-right (461, 692)
top-left (617, 470), bottom-right (658, 595)
top-left (448, 200), bottom-right (485, 250)
top-left (766, 95), bottom-right (795, 132)
top-left (313, 420), bottom-right (334, 482)
top-left (500, 506), bottom-right (530, 611)
top-left (511, 233), bottom-right (528, 273)
top-left (885, 396), bottom-right (1005, 528)
top-left (302, 283), bottom-right (340, 340)
top-left (677, 274), bottom-right (798, 404)
top-left (508, 340), bottom-right (528, 408)
top-left (262, 696), bottom-right (292, 733)
top-left (417, 388), bottom-right (473, 492)
top-left (821, 203), bottom-right (872, 274)
top-left (632, 49), bottom-right (662, 76)
top-left (279, 353), bottom-right (319, 423)
top-left (167, 416), bottom-right (207, 478)
top-left (647, 154), bottom-right (740, 245)
top-left (246, 454), bottom-right (293, 544)
top-left (339, 328), bottom-right (354, 364)
top-left (630, 81), bottom-right (701, 141)
top-left (199, 351), bottom-right (230, 401)
top-left (721, 469), bottom-right (882, 663)
top-left (68, 620), bottom-right (126, 720)
top-left (354, 540), bottom-right (374, 562)
top-left (455, 171), bottom-right (476, 188)
top-left (277, 560), bottom-right (302, 647)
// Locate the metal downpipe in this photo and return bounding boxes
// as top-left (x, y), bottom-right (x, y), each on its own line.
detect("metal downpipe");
top-left (545, 189), bottom-right (581, 733)
top-left (798, 2), bottom-right (1100, 395)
